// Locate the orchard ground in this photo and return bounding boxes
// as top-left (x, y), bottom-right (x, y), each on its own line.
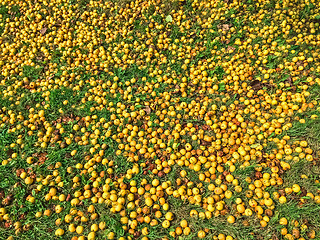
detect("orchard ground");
top-left (1, 0), bottom-right (320, 239)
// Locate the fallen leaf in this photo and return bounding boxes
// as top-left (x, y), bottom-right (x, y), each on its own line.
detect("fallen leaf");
top-left (250, 80), bottom-right (262, 90)
top-left (250, 143), bottom-right (260, 148)
top-left (255, 171), bottom-right (262, 179)
top-left (40, 27), bottom-right (47, 35)
top-left (144, 106), bottom-right (151, 115)
top-left (66, 194), bottom-right (71, 201)
top-left (227, 46), bottom-right (236, 51)
top-left (166, 15), bottom-right (173, 22)
top-left (200, 140), bottom-right (211, 146)
top-left (219, 24), bottom-right (231, 31)
top-left (287, 76), bottom-right (293, 86)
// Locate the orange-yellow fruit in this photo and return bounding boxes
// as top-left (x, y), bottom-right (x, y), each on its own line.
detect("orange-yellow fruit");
top-left (55, 228), bottom-right (64, 236)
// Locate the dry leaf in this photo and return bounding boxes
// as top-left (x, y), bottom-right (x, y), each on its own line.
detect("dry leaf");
top-left (40, 27), bottom-right (47, 35)
top-left (227, 46), bottom-right (235, 51)
top-left (296, 61), bottom-right (304, 67)
top-left (218, 24), bottom-right (231, 31)
top-left (144, 106), bottom-right (151, 115)
top-left (250, 80), bottom-right (262, 90)
top-left (287, 76), bottom-right (293, 86)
